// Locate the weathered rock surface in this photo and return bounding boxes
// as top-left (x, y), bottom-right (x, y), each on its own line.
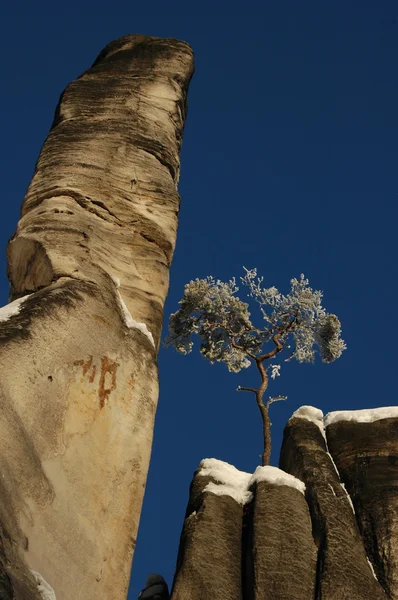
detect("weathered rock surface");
top-left (281, 413), bottom-right (385, 600)
top-left (171, 460), bottom-right (247, 600)
top-left (171, 408), bottom-right (397, 600)
top-left (0, 35), bottom-right (193, 600)
top-left (326, 413), bottom-right (398, 599)
top-left (171, 460), bottom-right (316, 600)
top-left (243, 480), bottom-right (316, 600)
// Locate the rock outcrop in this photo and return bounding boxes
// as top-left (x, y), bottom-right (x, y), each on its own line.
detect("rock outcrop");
top-left (171, 406), bottom-right (398, 599)
top-left (325, 410), bottom-right (398, 599)
top-left (0, 35), bottom-right (193, 600)
top-left (281, 407), bottom-right (386, 600)
top-left (172, 460), bottom-right (249, 600)
top-left (243, 478), bottom-right (316, 600)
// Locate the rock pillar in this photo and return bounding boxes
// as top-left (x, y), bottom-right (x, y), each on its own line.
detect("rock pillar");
top-left (0, 35), bottom-right (194, 600)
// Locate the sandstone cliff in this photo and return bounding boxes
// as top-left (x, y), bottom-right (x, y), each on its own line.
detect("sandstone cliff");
top-left (0, 35), bottom-right (193, 600)
top-left (171, 406), bottom-right (397, 599)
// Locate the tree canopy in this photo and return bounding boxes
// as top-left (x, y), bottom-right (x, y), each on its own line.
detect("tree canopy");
top-left (166, 269), bottom-right (346, 465)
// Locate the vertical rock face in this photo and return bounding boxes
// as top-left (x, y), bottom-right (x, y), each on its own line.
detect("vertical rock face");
top-left (0, 35), bottom-right (193, 600)
top-left (171, 460), bottom-right (248, 600)
top-left (171, 408), bottom-right (397, 600)
top-left (7, 34), bottom-right (193, 346)
top-left (280, 412), bottom-right (385, 600)
top-left (326, 412), bottom-right (398, 599)
top-left (171, 460), bottom-right (316, 600)
top-left (243, 480), bottom-right (316, 600)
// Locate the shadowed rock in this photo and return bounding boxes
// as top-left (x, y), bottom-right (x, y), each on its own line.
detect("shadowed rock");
top-left (326, 413), bottom-right (398, 598)
top-left (0, 35), bottom-right (193, 600)
top-left (280, 413), bottom-right (385, 600)
top-left (171, 460), bottom-right (246, 600)
top-left (139, 573), bottom-right (170, 599)
top-left (171, 460), bottom-right (316, 600)
top-left (171, 407), bottom-right (396, 600)
top-left (243, 479), bottom-right (316, 600)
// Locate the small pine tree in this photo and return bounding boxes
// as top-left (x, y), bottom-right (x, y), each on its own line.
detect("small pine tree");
top-left (165, 269), bottom-right (346, 465)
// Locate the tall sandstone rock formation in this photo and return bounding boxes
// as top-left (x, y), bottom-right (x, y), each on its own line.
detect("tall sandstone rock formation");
top-left (0, 35), bottom-right (194, 600)
top-left (171, 407), bottom-right (398, 599)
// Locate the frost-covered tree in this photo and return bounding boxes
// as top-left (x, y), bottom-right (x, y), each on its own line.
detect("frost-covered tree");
top-left (166, 269), bottom-right (346, 465)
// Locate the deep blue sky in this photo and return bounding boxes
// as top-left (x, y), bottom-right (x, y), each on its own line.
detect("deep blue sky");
top-left (1, 2), bottom-right (397, 598)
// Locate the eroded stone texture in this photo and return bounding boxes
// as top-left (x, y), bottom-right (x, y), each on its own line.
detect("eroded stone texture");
top-left (280, 417), bottom-right (385, 600)
top-left (243, 480), bottom-right (317, 600)
top-left (7, 34), bottom-right (194, 349)
top-left (0, 35), bottom-right (193, 600)
top-left (171, 413), bottom-right (398, 600)
top-left (327, 417), bottom-right (398, 598)
top-left (171, 468), bottom-right (244, 600)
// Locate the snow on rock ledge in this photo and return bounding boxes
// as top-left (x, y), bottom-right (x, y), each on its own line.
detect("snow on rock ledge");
top-left (250, 465), bottom-right (306, 495)
top-left (0, 294), bottom-right (31, 322)
top-left (198, 458), bottom-right (252, 504)
top-left (198, 458), bottom-right (305, 504)
top-left (324, 407), bottom-right (398, 427)
top-left (116, 289), bottom-right (155, 348)
top-left (289, 404), bottom-right (398, 431)
top-left (290, 405), bottom-right (326, 439)
top-left (30, 570), bottom-right (56, 600)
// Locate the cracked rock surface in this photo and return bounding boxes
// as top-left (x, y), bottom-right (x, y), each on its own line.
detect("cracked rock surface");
top-left (0, 35), bottom-right (193, 600)
top-left (326, 417), bottom-right (398, 599)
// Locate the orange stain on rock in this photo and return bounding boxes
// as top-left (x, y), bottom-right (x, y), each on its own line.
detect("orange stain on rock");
top-left (89, 365), bottom-right (97, 383)
top-left (98, 357), bottom-right (118, 409)
top-left (74, 356), bottom-right (93, 376)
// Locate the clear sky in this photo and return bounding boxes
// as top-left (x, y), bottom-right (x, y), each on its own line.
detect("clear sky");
top-left (1, 1), bottom-right (397, 598)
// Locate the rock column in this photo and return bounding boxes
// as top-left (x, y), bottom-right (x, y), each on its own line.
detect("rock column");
top-left (0, 35), bottom-right (193, 600)
top-left (171, 460), bottom-right (248, 600)
top-left (326, 415), bottom-right (398, 598)
top-left (280, 410), bottom-right (386, 600)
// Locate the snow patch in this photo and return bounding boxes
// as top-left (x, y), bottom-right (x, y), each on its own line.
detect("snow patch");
top-left (290, 405), bottom-right (326, 439)
top-left (198, 458), bottom-right (305, 504)
top-left (325, 407), bottom-right (398, 427)
top-left (116, 290), bottom-right (155, 347)
top-left (111, 275), bottom-right (121, 289)
top-left (30, 571), bottom-right (56, 600)
top-left (326, 451), bottom-right (341, 478)
top-left (367, 557), bottom-right (378, 581)
top-left (204, 481), bottom-right (252, 504)
top-left (0, 294), bottom-right (31, 323)
top-left (249, 465), bottom-right (306, 495)
top-left (328, 483), bottom-right (336, 496)
top-left (199, 458), bottom-right (252, 505)
top-left (340, 483), bottom-right (356, 514)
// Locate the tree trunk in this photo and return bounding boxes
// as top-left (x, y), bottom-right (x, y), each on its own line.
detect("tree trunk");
top-left (261, 406), bottom-right (272, 466)
top-left (256, 392), bottom-right (271, 466)
top-left (0, 35), bottom-right (194, 600)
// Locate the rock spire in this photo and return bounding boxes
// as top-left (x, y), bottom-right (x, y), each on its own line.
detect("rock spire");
top-left (0, 34), bottom-right (194, 600)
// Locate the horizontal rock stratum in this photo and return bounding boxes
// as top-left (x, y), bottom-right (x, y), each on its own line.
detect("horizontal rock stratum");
top-left (171, 406), bottom-right (398, 599)
top-left (0, 35), bottom-right (194, 600)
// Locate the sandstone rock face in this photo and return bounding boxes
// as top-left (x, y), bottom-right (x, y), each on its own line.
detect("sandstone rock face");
top-left (243, 480), bottom-right (316, 600)
top-left (171, 461), bottom-right (247, 600)
top-left (326, 414), bottom-right (398, 599)
top-left (171, 408), bottom-right (397, 600)
top-left (171, 460), bottom-right (316, 600)
top-left (281, 414), bottom-right (385, 600)
top-left (0, 35), bottom-right (193, 600)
